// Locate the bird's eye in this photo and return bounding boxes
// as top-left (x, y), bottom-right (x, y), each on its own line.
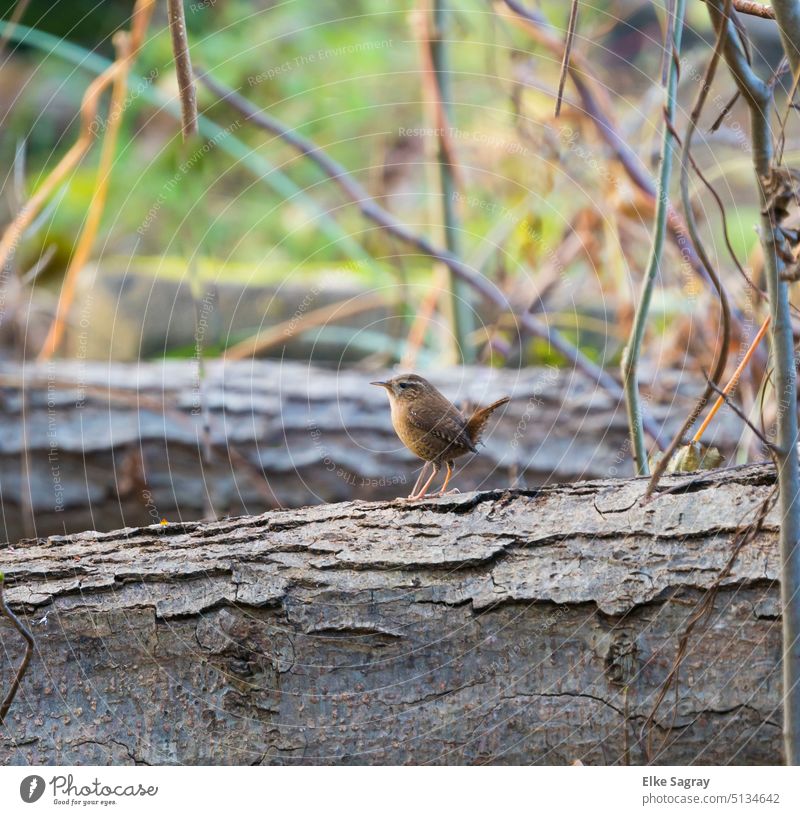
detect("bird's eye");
top-left (398, 381), bottom-right (409, 389)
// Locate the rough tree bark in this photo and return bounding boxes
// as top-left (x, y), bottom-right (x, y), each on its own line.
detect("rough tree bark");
top-left (0, 361), bottom-right (745, 544)
top-left (0, 463), bottom-right (783, 765)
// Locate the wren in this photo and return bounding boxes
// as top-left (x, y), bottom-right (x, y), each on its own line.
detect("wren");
top-left (371, 373), bottom-right (510, 499)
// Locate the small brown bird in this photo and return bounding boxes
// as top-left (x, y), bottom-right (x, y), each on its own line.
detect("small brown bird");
top-left (371, 373), bottom-right (510, 499)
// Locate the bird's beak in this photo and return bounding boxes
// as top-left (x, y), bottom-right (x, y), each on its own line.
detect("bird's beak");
top-left (370, 380), bottom-right (390, 388)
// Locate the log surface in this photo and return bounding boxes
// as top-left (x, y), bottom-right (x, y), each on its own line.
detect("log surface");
top-left (0, 463), bottom-right (782, 765)
top-left (0, 360), bottom-right (745, 543)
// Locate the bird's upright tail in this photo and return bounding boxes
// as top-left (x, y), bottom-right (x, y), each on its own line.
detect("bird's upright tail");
top-left (466, 396), bottom-right (510, 445)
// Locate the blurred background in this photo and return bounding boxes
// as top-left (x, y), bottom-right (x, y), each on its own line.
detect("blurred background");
top-left (0, 0), bottom-right (791, 542)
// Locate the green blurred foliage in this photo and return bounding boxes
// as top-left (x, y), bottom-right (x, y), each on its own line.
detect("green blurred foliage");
top-left (0, 0), bottom-right (763, 365)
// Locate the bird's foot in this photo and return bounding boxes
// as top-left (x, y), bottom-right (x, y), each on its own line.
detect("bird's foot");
top-left (406, 488), bottom-right (460, 500)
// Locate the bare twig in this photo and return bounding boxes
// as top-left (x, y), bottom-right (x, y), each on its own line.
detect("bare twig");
top-left (0, 573), bottom-right (35, 725)
top-left (773, 4), bottom-right (800, 90)
top-left (710, 89), bottom-right (741, 132)
top-left (225, 292), bottom-right (389, 361)
top-left (704, 373), bottom-right (776, 449)
top-left (698, 60), bottom-right (800, 321)
top-left (167, 0), bottom-right (198, 139)
top-left (38, 30), bottom-right (133, 361)
top-left (681, 133), bottom-right (765, 302)
top-left (726, 0), bottom-right (776, 19)
top-left (776, 61), bottom-right (800, 164)
top-left (622, 0), bottom-right (687, 474)
top-left (198, 70), bottom-right (664, 443)
top-left (660, 0), bottom-right (676, 86)
top-left (20, 244), bottom-right (57, 285)
top-left (554, 0), bottom-right (579, 117)
top-left (693, 315), bottom-right (770, 443)
top-left (645, 0), bottom-right (734, 496)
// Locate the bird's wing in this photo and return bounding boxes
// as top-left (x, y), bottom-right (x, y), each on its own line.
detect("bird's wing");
top-left (407, 403), bottom-right (477, 453)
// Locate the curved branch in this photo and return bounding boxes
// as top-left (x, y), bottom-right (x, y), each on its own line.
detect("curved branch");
top-left (708, 0), bottom-right (800, 765)
top-left (197, 70), bottom-right (664, 444)
top-left (622, 0), bottom-right (687, 474)
top-left (771, 2), bottom-right (800, 75)
top-left (0, 574), bottom-right (34, 725)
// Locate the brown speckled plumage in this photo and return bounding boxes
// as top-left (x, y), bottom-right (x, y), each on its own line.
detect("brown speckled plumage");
top-left (371, 373), bottom-right (510, 499)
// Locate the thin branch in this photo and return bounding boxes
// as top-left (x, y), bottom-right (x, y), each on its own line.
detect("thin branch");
top-left (646, 0), bottom-right (734, 497)
top-left (422, 0), bottom-right (475, 362)
top-left (660, 0), bottom-right (676, 86)
top-left (622, 0), bottom-right (687, 474)
top-left (0, 0), bottom-right (32, 60)
top-left (726, 0), bottom-right (776, 18)
top-left (681, 131), bottom-right (765, 301)
top-left (710, 90), bottom-right (740, 131)
top-left (0, 574), bottom-right (35, 725)
top-left (707, 3), bottom-right (769, 102)
top-left (197, 69), bottom-right (664, 444)
top-left (693, 315), bottom-right (771, 443)
top-left (704, 372), bottom-right (776, 449)
top-left (709, 0), bottom-right (800, 765)
top-left (416, 2), bottom-right (463, 185)
top-left (772, 1), bottom-right (800, 78)
top-left (771, 0), bottom-right (800, 767)
top-left (225, 293), bottom-right (389, 361)
top-left (777, 61), bottom-right (800, 164)
top-left (554, 0), bottom-right (579, 117)
top-left (20, 243), bottom-right (56, 285)
top-left (167, 0), bottom-right (198, 140)
top-left (38, 30), bottom-right (133, 361)
top-left (498, 0), bottom-right (744, 333)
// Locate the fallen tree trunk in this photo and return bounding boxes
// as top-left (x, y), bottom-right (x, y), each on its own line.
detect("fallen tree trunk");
top-left (0, 463), bottom-right (782, 765)
top-left (0, 360), bottom-right (745, 543)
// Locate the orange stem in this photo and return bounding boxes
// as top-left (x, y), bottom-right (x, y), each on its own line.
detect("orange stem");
top-left (224, 292), bottom-right (388, 361)
top-left (692, 314), bottom-right (770, 443)
top-left (0, 0), bottom-right (154, 283)
top-left (400, 271), bottom-right (447, 370)
top-left (37, 0), bottom-right (155, 360)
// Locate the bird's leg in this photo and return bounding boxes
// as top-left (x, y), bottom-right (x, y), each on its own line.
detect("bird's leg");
top-left (407, 462), bottom-right (440, 500)
top-left (436, 460), bottom-right (460, 496)
top-left (408, 461), bottom-right (431, 500)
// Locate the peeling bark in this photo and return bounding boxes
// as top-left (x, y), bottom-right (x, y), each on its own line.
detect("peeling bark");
top-left (0, 361), bottom-right (746, 543)
top-left (0, 464), bottom-right (783, 764)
